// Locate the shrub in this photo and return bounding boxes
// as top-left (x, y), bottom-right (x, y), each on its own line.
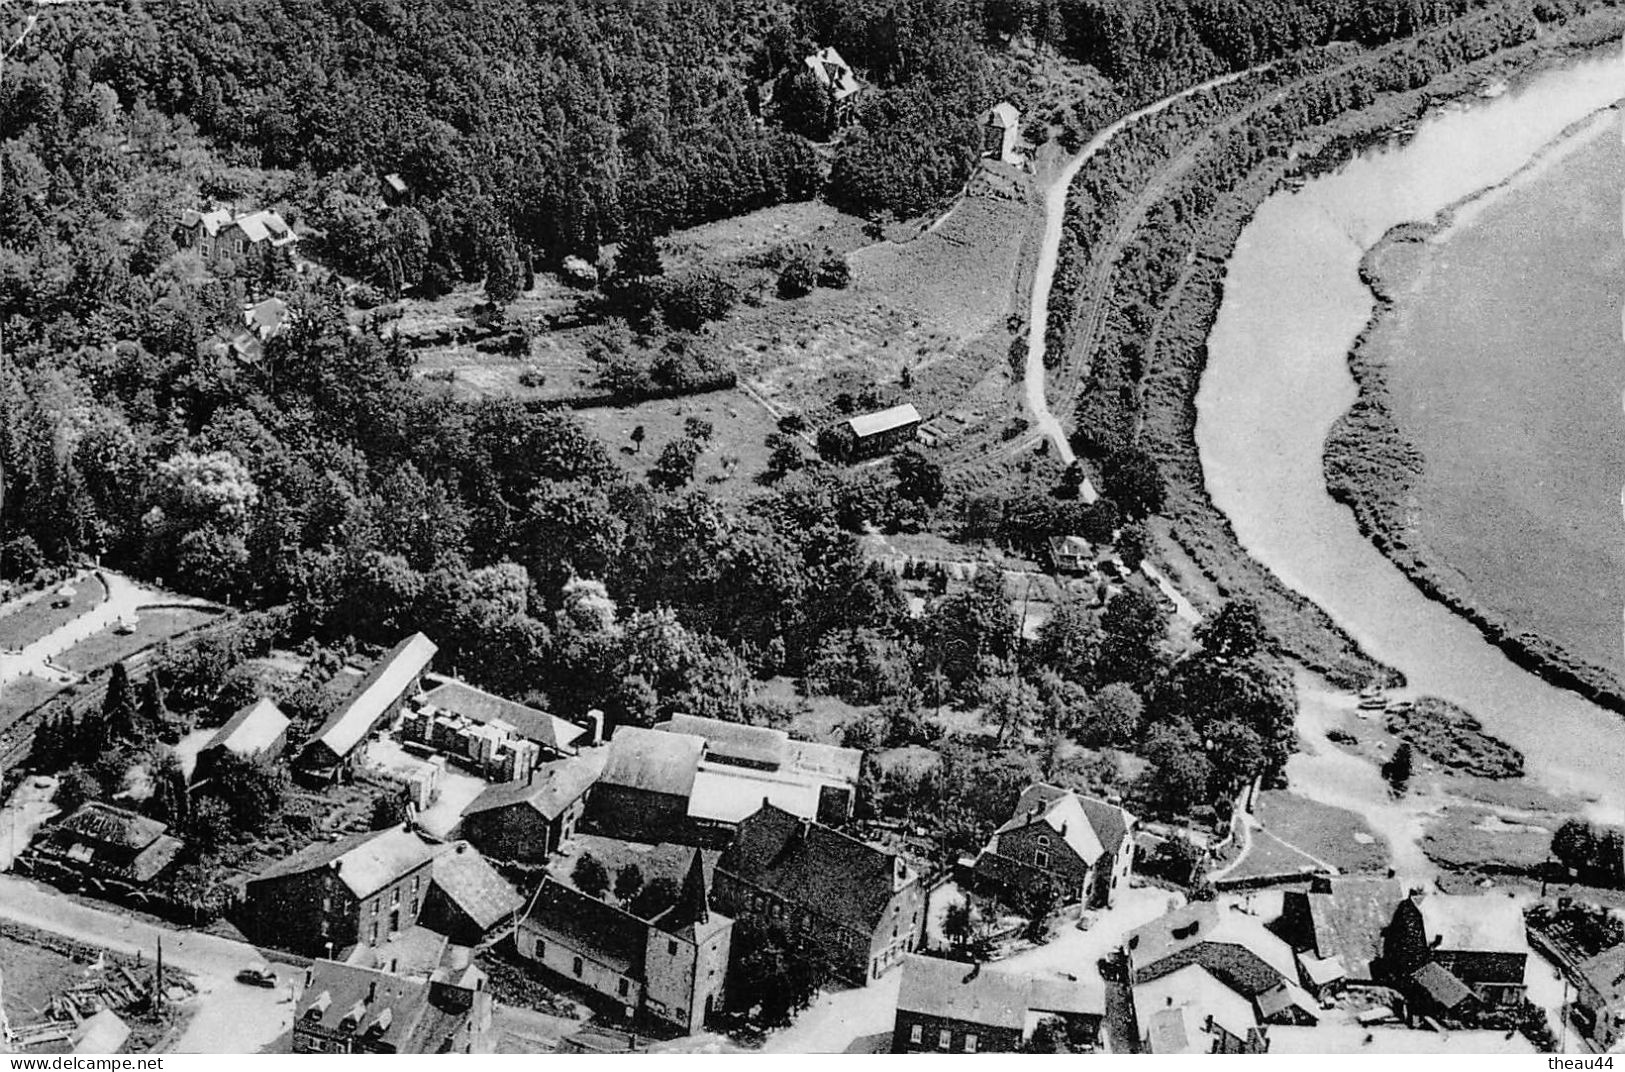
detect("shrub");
top-left (817, 252), bottom-right (851, 289)
top-left (777, 254), bottom-right (816, 299)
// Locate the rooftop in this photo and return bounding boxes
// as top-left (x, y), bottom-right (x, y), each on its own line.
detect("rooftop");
top-left (1414, 894), bottom-right (1528, 955)
top-left (430, 842), bottom-right (522, 931)
top-left (687, 765), bottom-right (824, 825)
top-left (599, 726), bottom-right (704, 798)
top-left (312, 633), bottom-right (437, 762)
top-left (1578, 944), bottom-right (1625, 1007)
top-left (804, 46), bottom-right (861, 100)
top-left (897, 954), bottom-right (1103, 1031)
top-left (1288, 875), bottom-right (1404, 980)
top-left (207, 697), bottom-right (290, 759)
top-left (251, 825), bottom-right (437, 901)
top-left (1126, 902), bottom-right (1299, 992)
top-left (461, 751), bottom-right (605, 820)
top-left (418, 678), bottom-right (586, 753)
top-left (1134, 964), bottom-right (1257, 1051)
top-left (657, 714), bottom-right (788, 768)
top-left (994, 784), bottom-right (1132, 864)
top-left (847, 403), bottom-right (921, 439)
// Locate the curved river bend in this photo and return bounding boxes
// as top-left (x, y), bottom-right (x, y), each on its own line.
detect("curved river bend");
top-left (1195, 51), bottom-right (1625, 817)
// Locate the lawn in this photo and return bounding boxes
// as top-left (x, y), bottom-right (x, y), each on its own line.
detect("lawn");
top-left (0, 575), bottom-right (108, 651)
top-left (575, 389), bottom-right (785, 498)
top-left (0, 675), bottom-right (66, 736)
top-left (1254, 790), bottom-right (1392, 875)
top-left (52, 606), bottom-right (222, 675)
top-left (1218, 827), bottom-right (1329, 887)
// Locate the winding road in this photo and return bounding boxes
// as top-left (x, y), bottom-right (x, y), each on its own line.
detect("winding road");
top-left (1021, 66), bottom-right (1270, 495)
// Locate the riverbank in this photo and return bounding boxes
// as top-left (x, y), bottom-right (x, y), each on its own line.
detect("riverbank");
top-left (1324, 103), bottom-right (1625, 716)
top-left (1125, 3), bottom-right (1625, 689)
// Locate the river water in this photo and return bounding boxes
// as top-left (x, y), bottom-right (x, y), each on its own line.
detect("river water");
top-left (1195, 49), bottom-right (1625, 816)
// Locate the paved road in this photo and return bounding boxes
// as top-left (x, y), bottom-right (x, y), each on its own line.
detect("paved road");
top-left (0, 874), bottom-right (296, 1053)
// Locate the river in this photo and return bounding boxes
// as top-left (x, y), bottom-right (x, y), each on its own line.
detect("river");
top-left (1195, 49), bottom-right (1625, 818)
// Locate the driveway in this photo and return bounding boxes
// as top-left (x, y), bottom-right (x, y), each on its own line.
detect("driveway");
top-left (0, 873), bottom-right (297, 1053)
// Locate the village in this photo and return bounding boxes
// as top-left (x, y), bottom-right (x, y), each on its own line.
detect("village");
top-left (1, 557), bottom-right (1623, 1056)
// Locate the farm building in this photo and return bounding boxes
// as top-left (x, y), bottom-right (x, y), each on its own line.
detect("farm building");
top-left (980, 102), bottom-right (1021, 163)
top-left (828, 403), bottom-right (922, 462)
top-left (297, 633), bottom-right (437, 783)
top-left (457, 752), bottom-right (604, 863)
top-left (196, 697), bottom-right (290, 776)
top-left (26, 802), bottom-right (184, 887)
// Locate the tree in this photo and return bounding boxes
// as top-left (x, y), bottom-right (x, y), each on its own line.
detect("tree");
top-left (628, 877), bottom-right (680, 919)
top-left (1382, 742), bottom-right (1414, 795)
top-left (1551, 818), bottom-right (1596, 877)
top-left (484, 234), bottom-right (523, 306)
top-left (614, 863), bottom-right (645, 903)
top-left (630, 425), bottom-right (646, 454)
top-left (892, 448), bottom-right (944, 507)
top-left (649, 436), bottom-right (703, 490)
top-left (617, 226), bottom-right (664, 282)
top-left (763, 433), bottom-right (807, 483)
top-left (817, 252), bottom-right (851, 289)
top-left (777, 253), bottom-right (816, 298)
top-left (139, 673), bottom-right (169, 734)
top-left (1101, 447), bottom-right (1166, 520)
top-left (371, 793), bottom-right (411, 829)
top-left (55, 764), bottom-right (103, 815)
top-left (130, 219), bottom-right (176, 276)
top-left (208, 753), bottom-right (286, 834)
top-left (1197, 599), bottom-right (1267, 661)
top-left (1085, 683), bottom-right (1143, 747)
top-left (572, 853), bottom-right (610, 899)
top-left (942, 900), bottom-right (975, 955)
top-left (102, 662), bottom-right (144, 744)
top-left (725, 919), bottom-right (828, 1028)
top-left (1097, 586), bottom-right (1167, 689)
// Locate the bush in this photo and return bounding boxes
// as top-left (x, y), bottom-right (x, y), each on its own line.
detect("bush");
top-left (777, 254), bottom-right (816, 299)
top-left (817, 253), bottom-right (851, 289)
top-left (660, 272), bottom-right (738, 331)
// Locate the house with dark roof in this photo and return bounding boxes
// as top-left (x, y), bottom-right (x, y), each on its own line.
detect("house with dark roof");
top-left (292, 956), bottom-right (492, 1054)
top-left (892, 954), bottom-right (1103, 1053)
top-left (297, 633), bottom-right (437, 784)
top-left (714, 803), bottom-right (925, 983)
top-left (419, 842), bottom-right (522, 947)
top-left (1125, 903), bottom-right (1319, 1032)
top-left (584, 727), bottom-right (705, 842)
top-left (515, 849), bottom-right (732, 1034)
top-left (177, 207), bottom-right (299, 274)
top-left (243, 825), bottom-right (440, 955)
top-left (456, 753), bottom-right (604, 864)
top-left (1382, 893), bottom-right (1528, 1010)
top-left (196, 697), bottom-right (290, 777)
top-left (26, 802), bottom-right (183, 887)
top-left (974, 784), bottom-right (1136, 909)
top-left (1571, 943), bottom-right (1625, 1051)
top-left (1277, 875), bottom-right (1405, 993)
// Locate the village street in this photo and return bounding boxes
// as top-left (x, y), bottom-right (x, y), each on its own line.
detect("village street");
top-left (0, 873), bottom-right (297, 1053)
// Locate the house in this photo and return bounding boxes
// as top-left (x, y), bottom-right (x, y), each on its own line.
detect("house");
top-left (27, 802), bottom-right (183, 887)
top-left (457, 752), bottom-right (605, 864)
top-left (1382, 893), bottom-right (1528, 1009)
top-left (418, 841), bottom-right (523, 947)
top-left (1407, 961), bottom-right (1480, 1022)
top-left (892, 954), bottom-right (1104, 1053)
top-left (381, 173), bottom-right (409, 204)
top-left (714, 803), bottom-right (925, 983)
top-left (1571, 943), bottom-right (1625, 1051)
top-left (243, 825), bottom-right (439, 955)
top-left (1134, 964), bottom-right (1270, 1054)
top-left (297, 633), bottom-right (438, 783)
top-left (514, 849), bottom-right (731, 1034)
top-left (195, 697), bottom-right (290, 777)
top-left (414, 678), bottom-right (588, 760)
top-left (832, 403), bottom-right (921, 462)
top-left (584, 727), bottom-right (705, 842)
top-left (1125, 903), bottom-right (1319, 1028)
top-left (1047, 535), bottom-right (1095, 576)
top-left (292, 957), bottom-right (493, 1054)
top-left (803, 46), bottom-right (862, 123)
top-left (177, 207), bottom-right (299, 273)
top-left (655, 713), bottom-right (863, 824)
top-left (974, 784), bottom-right (1136, 909)
top-left (1277, 874), bottom-right (1405, 993)
top-left (980, 102), bottom-right (1021, 163)
top-left (244, 296), bottom-right (291, 339)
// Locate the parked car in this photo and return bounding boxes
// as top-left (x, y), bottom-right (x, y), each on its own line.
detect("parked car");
top-left (236, 962), bottom-right (277, 987)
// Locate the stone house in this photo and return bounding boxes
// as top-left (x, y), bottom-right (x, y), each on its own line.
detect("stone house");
top-left (292, 957), bottom-right (492, 1054)
top-left (1571, 943), bottom-right (1625, 1051)
top-left (456, 752), bottom-right (604, 864)
top-left (418, 841), bottom-right (523, 948)
top-left (974, 784), bottom-right (1136, 909)
top-left (177, 207), bottom-right (299, 274)
top-left (892, 954), bottom-right (1103, 1053)
top-left (714, 803), bottom-right (925, 983)
top-left (1382, 893), bottom-right (1529, 1009)
top-left (1277, 874), bottom-right (1405, 993)
top-left (583, 727), bottom-right (705, 843)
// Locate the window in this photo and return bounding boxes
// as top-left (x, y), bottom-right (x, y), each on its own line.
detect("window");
top-left (1035, 850), bottom-right (1050, 868)
top-left (1037, 835), bottom-right (1050, 847)
top-left (965, 1035), bottom-right (978, 1053)
top-left (909, 1025), bottom-right (922, 1045)
top-left (668, 940), bottom-right (678, 956)
top-left (937, 1030), bottom-right (951, 1051)
top-left (617, 978), bottom-right (630, 998)
top-left (370, 923), bottom-right (378, 944)
top-left (371, 900), bottom-right (379, 916)
top-left (572, 957), bottom-right (583, 977)
top-left (392, 888), bottom-right (400, 906)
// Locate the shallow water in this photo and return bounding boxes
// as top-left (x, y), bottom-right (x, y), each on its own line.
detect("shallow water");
top-left (1196, 49), bottom-right (1625, 816)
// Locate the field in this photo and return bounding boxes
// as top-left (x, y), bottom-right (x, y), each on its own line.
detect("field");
top-left (53, 607), bottom-right (222, 675)
top-left (1254, 790), bottom-right (1390, 874)
top-left (572, 389), bottom-right (786, 497)
top-left (0, 675), bottom-right (66, 736)
top-left (0, 575), bottom-right (108, 651)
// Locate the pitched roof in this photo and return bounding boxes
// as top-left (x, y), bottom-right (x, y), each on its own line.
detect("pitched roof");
top-left (1134, 964), bottom-right (1257, 1051)
top-left (1414, 894), bottom-right (1528, 955)
top-left (600, 726), bottom-right (703, 797)
top-left (313, 633), bottom-right (437, 762)
top-left (297, 960), bottom-right (433, 1051)
top-left (785, 740), bottom-right (864, 784)
top-left (1578, 944), bottom-right (1625, 1009)
top-left (233, 209), bottom-right (298, 247)
top-left (461, 752), bottom-right (604, 820)
top-left (207, 697), bottom-right (290, 759)
top-left (520, 878), bottom-right (646, 977)
top-left (56, 802), bottom-right (167, 852)
top-left (718, 803), bottom-right (912, 932)
top-left (995, 784), bottom-right (1132, 865)
top-left (1410, 962), bottom-right (1475, 1009)
top-left (847, 403), bottom-right (920, 439)
top-left (897, 954), bottom-right (1103, 1030)
top-left (251, 825), bottom-right (436, 900)
top-left (687, 765), bottom-right (824, 824)
top-left (984, 102), bottom-right (1020, 128)
top-left (657, 714), bottom-right (788, 768)
top-left (1288, 875), bottom-right (1404, 980)
top-left (180, 208), bottom-right (233, 235)
top-left (430, 842), bottom-right (522, 931)
top-left (419, 678), bottom-right (586, 753)
top-left (1126, 903), bottom-right (1299, 994)
top-left (804, 46), bottom-right (860, 100)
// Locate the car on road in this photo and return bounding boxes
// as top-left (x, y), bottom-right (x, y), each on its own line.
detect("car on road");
top-left (236, 961), bottom-right (277, 987)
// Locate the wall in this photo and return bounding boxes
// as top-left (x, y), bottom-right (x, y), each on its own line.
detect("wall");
top-left (514, 924), bottom-right (642, 1017)
top-left (459, 806), bottom-right (559, 865)
top-left (892, 1011), bottom-right (1022, 1054)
